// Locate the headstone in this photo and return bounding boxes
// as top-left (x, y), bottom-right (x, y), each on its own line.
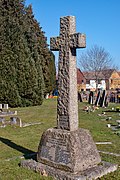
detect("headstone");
top-left (21, 16), bottom-right (118, 179)
top-left (0, 104), bottom-right (2, 110)
top-left (10, 117), bottom-right (22, 127)
top-left (117, 93), bottom-right (120, 103)
top-left (10, 117), bottom-right (17, 124)
top-left (110, 92), bottom-right (115, 103)
top-left (100, 90), bottom-right (106, 107)
top-left (116, 120), bottom-right (120, 125)
top-left (0, 117), bottom-right (5, 124)
top-left (104, 94), bottom-right (109, 107)
top-left (0, 110), bottom-right (17, 117)
top-left (88, 91), bottom-right (94, 104)
top-left (95, 90), bottom-right (101, 106)
top-left (4, 104), bottom-right (8, 109)
top-left (78, 92), bottom-right (82, 102)
top-left (45, 93), bottom-right (49, 99)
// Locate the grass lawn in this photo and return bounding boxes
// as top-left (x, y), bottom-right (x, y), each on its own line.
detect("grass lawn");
top-left (0, 98), bottom-right (120, 179)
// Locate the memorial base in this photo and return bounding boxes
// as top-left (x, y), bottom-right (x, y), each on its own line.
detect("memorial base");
top-left (21, 128), bottom-right (118, 179)
top-left (21, 160), bottom-right (118, 180)
top-left (37, 128), bottom-right (101, 172)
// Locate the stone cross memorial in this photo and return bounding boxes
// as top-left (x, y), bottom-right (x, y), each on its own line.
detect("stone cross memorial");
top-left (21, 16), bottom-right (118, 180)
top-left (50, 16), bottom-right (85, 131)
top-left (38, 16), bottom-right (101, 172)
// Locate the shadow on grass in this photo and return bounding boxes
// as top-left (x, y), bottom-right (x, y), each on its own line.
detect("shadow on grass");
top-left (0, 137), bottom-right (37, 160)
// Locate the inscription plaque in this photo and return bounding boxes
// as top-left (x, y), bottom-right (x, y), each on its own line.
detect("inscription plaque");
top-left (58, 115), bottom-right (69, 130)
top-left (40, 133), bottom-right (70, 165)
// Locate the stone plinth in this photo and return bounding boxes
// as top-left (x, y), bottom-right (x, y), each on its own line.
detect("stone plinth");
top-left (21, 160), bottom-right (118, 180)
top-left (37, 128), bottom-right (101, 173)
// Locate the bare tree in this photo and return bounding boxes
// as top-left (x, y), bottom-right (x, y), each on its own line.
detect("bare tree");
top-left (79, 45), bottom-right (114, 91)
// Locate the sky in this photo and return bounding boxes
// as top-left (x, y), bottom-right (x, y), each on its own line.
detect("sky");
top-left (25, 0), bottom-right (120, 69)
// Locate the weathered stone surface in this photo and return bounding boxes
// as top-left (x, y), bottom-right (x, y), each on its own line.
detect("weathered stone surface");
top-left (70, 33), bottom-right (86, 48)
top-left (21, 15), bottom-right (118, 180)
top-left (37, 128), bottom-right (101, 173)
top-left (50, 16), bottom-right (86, 131)
top-left (21, 160), bottom-right (118, 180)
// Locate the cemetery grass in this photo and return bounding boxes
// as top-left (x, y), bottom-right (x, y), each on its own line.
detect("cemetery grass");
top-left (0, 99), bottom-right (120, 180)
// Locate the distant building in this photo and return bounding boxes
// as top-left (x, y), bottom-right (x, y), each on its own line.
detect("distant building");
top-left (77, 68), bottom-right (120, 92)
top-left (77, 68), bottom-right (86, 91)
top-left (108, 70), bottom-right (120, 90)
top-left (83, 71), bottom-right (106, 91)
top-left (56, 68), bottom-right (120, 93)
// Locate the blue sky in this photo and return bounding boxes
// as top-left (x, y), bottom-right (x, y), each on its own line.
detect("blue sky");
top-left (25, 0), bottom-right (120, 69)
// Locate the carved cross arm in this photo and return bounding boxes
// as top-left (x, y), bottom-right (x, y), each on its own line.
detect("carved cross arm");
top-left (50, 37), bottom-right (60, 51)
top-left (70, 33), bottom-right (86, 48)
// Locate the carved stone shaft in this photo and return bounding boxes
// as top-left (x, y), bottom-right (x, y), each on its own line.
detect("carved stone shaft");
top-left (50, 16), bottom-right (86, 131)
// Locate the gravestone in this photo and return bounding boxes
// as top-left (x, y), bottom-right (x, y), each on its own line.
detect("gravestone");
top-left (95, 90), bottom-right (101, 106)
top-left (37, 16), bottom-right (117, 178)
top-left (4, 104), bottom-right (8, 109)
top-left (37, 14), bottom-right (100, 170)
top-left (104, 93), bottom-right (109, 107)
top-left (88, 91), bottom-right (94, 104)
top-left (21, 16), bottom-right (118, 179)
top-left (10, 117), bottom-right (22, 127)
top-left (117, 93), bottom-right (120, 103)
top-left (110, 92), bottom-right (115, 103)
top-left (78, 92), bottom-right (83, 102)
top-left (100, 90), bottom-right (106, 107)
top-left (37, 15), bottom-right (102, 173)
top-left (0, 104), bottom-right (2, 110)
top-left (0, 117), bottom-right (5, 124)
top-left (0, 110), bottom-right (17, 117)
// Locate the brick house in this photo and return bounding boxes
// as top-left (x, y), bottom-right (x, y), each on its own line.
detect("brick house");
top-left (77, 68), bottom-right (86, 91)
top-left (82, 69), bottom-right (120, 91)
top-left (107, 70), bottom-right (120, 90)
top-left (83, 71), bottom-right (106, 91)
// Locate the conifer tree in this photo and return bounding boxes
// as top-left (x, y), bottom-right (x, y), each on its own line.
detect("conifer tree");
top-left (24, 5), bottom-right (45, 102)
top-left (0, 0), bottom-right (56, 107)
top-left (0, 0), bottom-right (43, 107)
top-left (0, 0), bottom-right (22, 107)
top-left (25, 5), bottom-right (56, 95)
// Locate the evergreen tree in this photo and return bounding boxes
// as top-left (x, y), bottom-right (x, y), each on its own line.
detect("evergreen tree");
top-left (0, 0), bottom-right (56, 107)
top-left (0, 0), bottom-right (22, 107)
top-left (48, 52), bottom-right (56, 93)
top-left (25, 5), bottom-right (56, 95)
top-left (0, 0), bottom-right (42, 107)
top-left (24, 5), bottom-right (45, 103)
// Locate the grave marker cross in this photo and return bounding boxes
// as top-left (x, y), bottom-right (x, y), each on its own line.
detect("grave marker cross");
top-left (50, 16), bottom-right (86, 131)
top-left (22, 16), bottom-right (117, 179)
